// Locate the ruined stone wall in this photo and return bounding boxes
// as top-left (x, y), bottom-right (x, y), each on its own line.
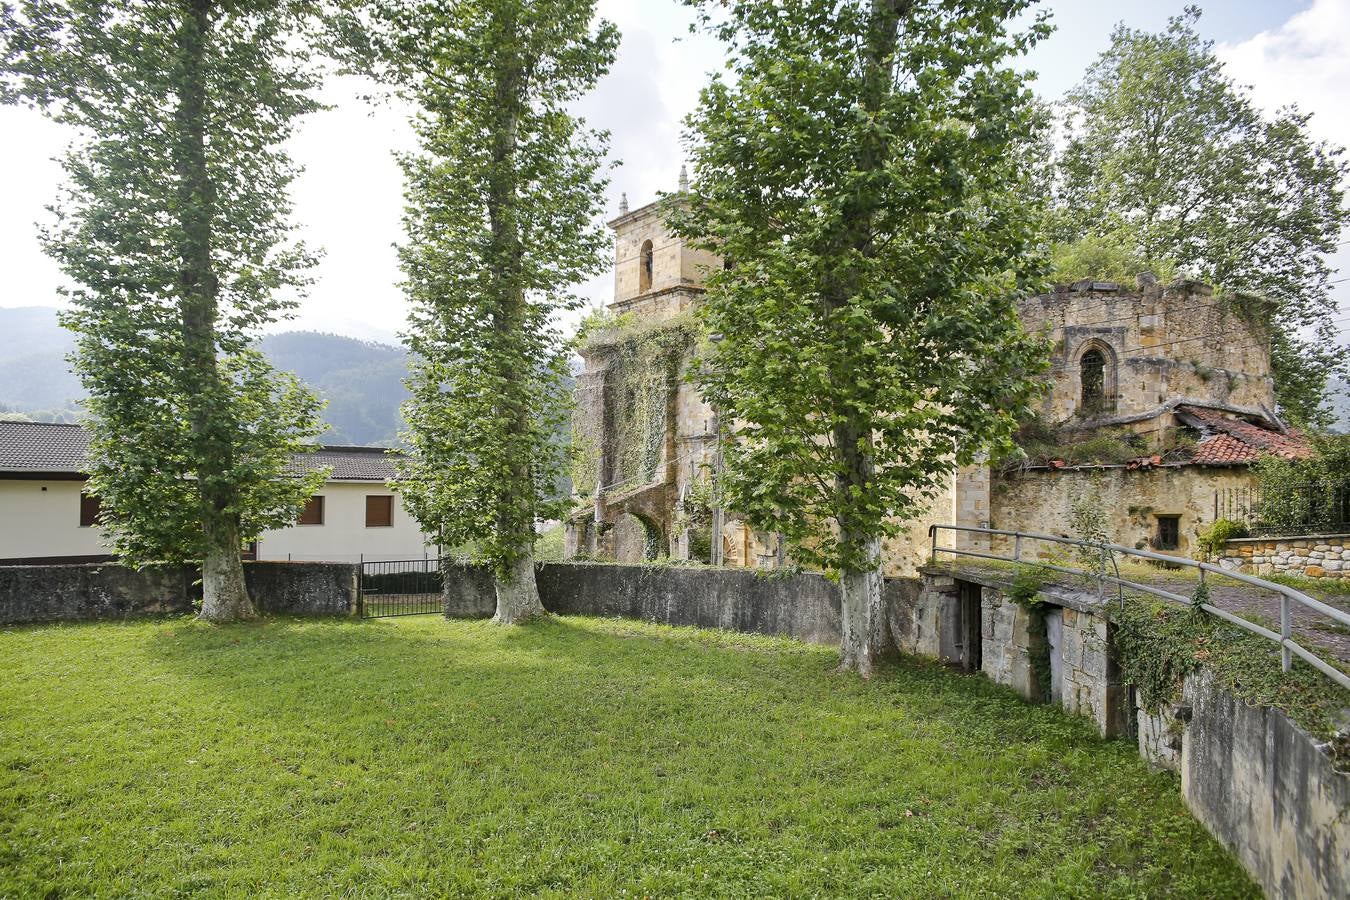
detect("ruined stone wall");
top-left (1218, 534), bottom-right (1350, 580)
top-left (992, 465), bottom-right (1256, 559)
top-left (1022, 280), bottom-right (1275, 424)
top-left (1137, 670), bottom-right (1349, 900)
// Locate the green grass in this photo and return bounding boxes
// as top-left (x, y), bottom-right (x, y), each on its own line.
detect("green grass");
top-left (1, 615), bottom-right (1256, 897)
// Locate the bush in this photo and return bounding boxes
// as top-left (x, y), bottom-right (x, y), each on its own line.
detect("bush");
top-left (1195, 518), bottom-right (1247, 560)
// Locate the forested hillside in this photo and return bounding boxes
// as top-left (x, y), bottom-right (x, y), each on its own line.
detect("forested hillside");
top-left (0, 308), bottom-right (411, 445)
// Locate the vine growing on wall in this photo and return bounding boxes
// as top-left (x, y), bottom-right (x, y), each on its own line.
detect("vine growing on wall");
top-left (573, 312), bottom-right (700, 498)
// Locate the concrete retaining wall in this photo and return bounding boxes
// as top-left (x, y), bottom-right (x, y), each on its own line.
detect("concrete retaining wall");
top-left (0, 563), bottom-right (197, 625)
top-left (1219, 533), bottom-right (1350, 580)
top-left (531, 562), bottom-right (847, 645)
top-left (0, 561), bottom-right (359, 624)
top-left (919, 570), bottom-right (1347, 900)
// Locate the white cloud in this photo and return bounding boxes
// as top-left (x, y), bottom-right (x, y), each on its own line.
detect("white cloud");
top-left (1217, 0), bottom-right (1350, 317)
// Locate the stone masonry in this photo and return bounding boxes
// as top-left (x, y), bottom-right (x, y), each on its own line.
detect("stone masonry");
top-left (1218, 534), bottom-right (1350, 580)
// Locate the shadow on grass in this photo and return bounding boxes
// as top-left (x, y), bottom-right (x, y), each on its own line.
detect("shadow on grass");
top-left (1, 612), bottom-right (1259, 897)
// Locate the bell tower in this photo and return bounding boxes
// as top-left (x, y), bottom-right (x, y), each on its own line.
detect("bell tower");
top-left (607, 168), bottom-right (721, 321)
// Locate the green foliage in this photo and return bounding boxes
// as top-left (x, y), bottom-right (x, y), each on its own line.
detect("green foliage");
top-left (533, 522), bottom-right (566, 562)
top-left (1113, 595), bottom-right (1347, 751)
top-left (1251, 433), bottom-right (1350, 535)
top-left (0, 1), bottom-right (330, 570)
top-left (676, 0), bottom-right (1053, 579)
top-left (0, 616), bottom-right (1258, 895)
top-left (1009, 564), bottom-right (1051, 609)
top-left (1006, 418), bottom-right (1146, 470)
top-left (1069, 484), bottom-right (1112, 579)
top-left (1113, 598), bottom-right (1206, 713)
top-left (354, 0), bottom-right (618, 581)
top-left (576, 313), bottom-right (698, 497)
top-left (1052, 8), bottom-right (1350, 425)
top-left (1195, 519), bottom-right (1247, 560)
top-left (1048, 232), bottom-right (1175, 286)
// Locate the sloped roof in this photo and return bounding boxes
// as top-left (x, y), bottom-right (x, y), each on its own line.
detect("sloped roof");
top-left (0, 421), bottom-right (90, 473)
top-left (0, 421), bottom-right (400, 481)
top-left (283, 446), bottom-right (400, 481)
top-left (1175, 405), bottom-right (1312, 466)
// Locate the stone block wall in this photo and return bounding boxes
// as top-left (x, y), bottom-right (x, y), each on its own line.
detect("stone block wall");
top-left (1218, 534), bottom-right (1350, 580)
top-left (992, 464), bottom-right (1254, 560)
top-left (1, 561), bottom-right (359, 625)
top-left (980, 588), bottom-right (1044, 701)
top-left (1053, 607), bottom-right (1128, 736)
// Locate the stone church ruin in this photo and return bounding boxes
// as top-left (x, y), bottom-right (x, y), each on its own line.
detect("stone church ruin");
top-left (565, 185), bottom-right (1310, 571)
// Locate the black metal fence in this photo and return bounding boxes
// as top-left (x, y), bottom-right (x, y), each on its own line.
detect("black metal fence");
top-left (1214, 482), bottom-right (1350, 537)
top-left (360, 558), bottom-right (444, 617)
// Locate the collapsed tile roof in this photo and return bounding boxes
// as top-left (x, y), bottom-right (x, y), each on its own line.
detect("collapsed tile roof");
top-left (0, 421), bottom-right (400, 481)
top-left (1174, 405), bottom-right (1312, 466)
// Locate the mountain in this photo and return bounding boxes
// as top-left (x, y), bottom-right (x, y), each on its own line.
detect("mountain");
top-left (0, 308), bottom-right (410, 446)
top-left (1326, 377), bottom-right (1350, 434)
top-left (258, 331), bottom-right (409, 446)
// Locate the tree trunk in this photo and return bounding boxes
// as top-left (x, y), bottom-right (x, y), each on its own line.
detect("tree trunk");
top-left (824, 0), bottom-right (906, 671)
top-left (482, 9), bottom-right (545, 623)
top-left (175, 0), bottom-right (255, 622)
top-left (200, 515), bottom-right (255, 622)
top-left (493, 549), bottom-right (545, 625)
top-left (837, 535), bottom-right (888, 676)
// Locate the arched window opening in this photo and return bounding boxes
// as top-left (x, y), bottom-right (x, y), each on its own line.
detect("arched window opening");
top-left (1080, 348), bottom-right (1106, 413)
top-left (639, 239), bottom-right (654, 293)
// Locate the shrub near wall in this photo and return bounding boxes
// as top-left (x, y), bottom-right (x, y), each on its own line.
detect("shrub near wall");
top-left (1219, 534), bottom-right (1350, 579)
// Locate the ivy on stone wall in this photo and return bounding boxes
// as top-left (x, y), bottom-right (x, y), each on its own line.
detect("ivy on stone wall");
top-left (574, 311), bottom-right (700, 498)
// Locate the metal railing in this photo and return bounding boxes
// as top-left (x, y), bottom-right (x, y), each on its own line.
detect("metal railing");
top-left (1214, 482), bottom-right (1350, 537)
top-left (927, 523), bottom-right (1350, 693)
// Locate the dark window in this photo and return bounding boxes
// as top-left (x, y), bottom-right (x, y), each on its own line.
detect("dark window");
top-left (1080, 348), bottom-right (1106, 413)
top-left (79, 492), bottom-right (101, 527)
top-left (639, 239), bottom-right (654, 292)
top-left (241, 541), bottom-right (258, 561)
top-left (1155, 515), bottom-right (1180, 551)
top-left (298, 495), bottom-right (324, 526)
top-left (366, 495), bottom-right (394, 528)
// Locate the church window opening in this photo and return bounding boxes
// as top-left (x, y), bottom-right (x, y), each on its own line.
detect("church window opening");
top-left (639, 239), bottom-right (654, 293)
top-left (1080, 347), bottom-right (1106, 413)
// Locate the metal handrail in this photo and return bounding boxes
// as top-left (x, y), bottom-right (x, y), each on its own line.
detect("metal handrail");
top-left (927, 523), bottom-right (1350, 693)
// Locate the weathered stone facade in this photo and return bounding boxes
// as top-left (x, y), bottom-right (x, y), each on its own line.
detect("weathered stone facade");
top-left (568, 192), bottom-right (1293, 575)
top-left (1022, 279), bottom-right (1276, 426)
top-left (1217, 534), bottom-right (1350, 580)
top-left (990, 465), bottom-right (1256, 559)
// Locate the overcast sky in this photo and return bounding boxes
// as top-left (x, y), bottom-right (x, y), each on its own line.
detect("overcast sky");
top-left (0, 0), bottom-right (1345, 345)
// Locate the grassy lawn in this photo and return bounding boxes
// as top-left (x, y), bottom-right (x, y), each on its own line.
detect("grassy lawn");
top-left (1, 615), bottom-right (1255, 897)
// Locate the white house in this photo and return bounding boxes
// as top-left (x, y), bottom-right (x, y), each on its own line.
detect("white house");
top-left (0, 421), bottom-right (438, 565)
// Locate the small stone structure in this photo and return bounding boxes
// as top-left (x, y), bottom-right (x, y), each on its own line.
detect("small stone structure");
top-left (1218, 534), bottom-right (1350, 580)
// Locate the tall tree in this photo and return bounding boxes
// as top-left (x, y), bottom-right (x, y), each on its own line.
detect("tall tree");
top-left (352, 0), bottom-right (617, 623)
top-left (1054, 7), bottom-right (1349, 425)
top-left (1, 1), bottom-right (328, 621)
top-left (678, 0), bottom-right (1051, 675)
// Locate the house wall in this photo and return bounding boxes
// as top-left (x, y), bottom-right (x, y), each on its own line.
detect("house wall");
top-left (0, 479), bottom-right (108, 562)
top-left (991, 465), bottom-right (1255, 558)
top-left (255, 482), bottom-right (436, 563)
top-left (0, 478), bottom-right (435, 565)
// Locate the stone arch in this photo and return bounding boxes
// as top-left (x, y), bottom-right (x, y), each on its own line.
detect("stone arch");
top-left (1077, 339), bottom-right (1118, 415)
top-left (639, 239), bottom-right (654, 293)
top-left (612, 509), bottom-right (666, 563)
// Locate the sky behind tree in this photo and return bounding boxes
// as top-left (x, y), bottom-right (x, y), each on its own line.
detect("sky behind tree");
top-left (0, 0), bottom-right (1345, 344)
